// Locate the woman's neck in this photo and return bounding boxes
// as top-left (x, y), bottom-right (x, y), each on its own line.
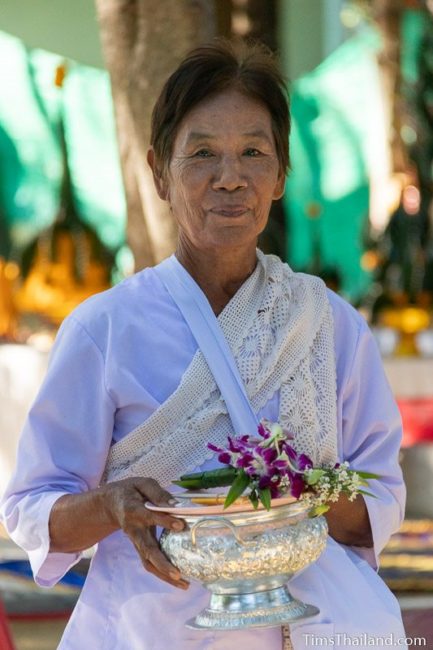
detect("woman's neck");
top-left (175, 243), bottom-right (258, 315)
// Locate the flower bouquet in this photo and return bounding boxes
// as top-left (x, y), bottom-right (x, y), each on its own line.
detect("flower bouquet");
top-left (173, 420), bottom-right (379, 516)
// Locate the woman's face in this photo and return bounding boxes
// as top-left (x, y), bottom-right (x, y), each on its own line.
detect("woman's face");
top-left (152, 88), bottom-right (285, 253)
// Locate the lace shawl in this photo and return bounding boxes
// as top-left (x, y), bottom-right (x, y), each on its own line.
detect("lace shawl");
top-left (103, 252), bottom-right (338, 487)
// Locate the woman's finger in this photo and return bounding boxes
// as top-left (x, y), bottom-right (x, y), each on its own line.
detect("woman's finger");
top-left (131, 526), bottom-right (188, 587)
top-left (133, 477), bottom-right (175, 506)
top-left (124, 501), bottom-right (185, 532)
top-left (142, 558), bottom-right (190, 590)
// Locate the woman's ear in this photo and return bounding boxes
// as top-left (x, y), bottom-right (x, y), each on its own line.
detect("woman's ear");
top-left (273, 170), bottom-right (286, 201)
top-left (147, 148), bottom-right (169, 201)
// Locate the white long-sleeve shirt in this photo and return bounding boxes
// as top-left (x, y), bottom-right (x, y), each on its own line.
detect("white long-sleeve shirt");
top-left (1, 260), bottom-right (407, 649)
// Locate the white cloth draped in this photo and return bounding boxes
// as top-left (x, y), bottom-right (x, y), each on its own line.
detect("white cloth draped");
top-left (103, 252), bottom-right (338, 485)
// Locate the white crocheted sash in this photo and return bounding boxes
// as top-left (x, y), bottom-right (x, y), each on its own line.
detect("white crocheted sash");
top-left (102, 252), bottom-right (338, 487)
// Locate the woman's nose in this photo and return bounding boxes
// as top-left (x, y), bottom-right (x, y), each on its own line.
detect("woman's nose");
top-left (212, 156), bottom-right (248, 192)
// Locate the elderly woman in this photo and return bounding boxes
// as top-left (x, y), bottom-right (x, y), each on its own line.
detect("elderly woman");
top-left (1, 42), bottom-right (407, 649)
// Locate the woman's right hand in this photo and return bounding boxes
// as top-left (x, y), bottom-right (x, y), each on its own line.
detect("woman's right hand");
top-left (104, 476), bottom-right (189, 589)
top-left (49, 477), bottom-right (189, 590)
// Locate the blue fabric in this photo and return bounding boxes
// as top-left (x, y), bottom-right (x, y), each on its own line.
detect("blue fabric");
top-left (0, 560), bottom-right (85, 587)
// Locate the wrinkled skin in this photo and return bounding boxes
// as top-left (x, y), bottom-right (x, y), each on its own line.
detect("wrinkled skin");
top-left (50, 477), bottom-right (189, 589)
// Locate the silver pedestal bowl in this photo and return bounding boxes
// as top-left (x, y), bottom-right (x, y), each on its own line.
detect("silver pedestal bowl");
top-left (160, 499), bottom-right (328, 630)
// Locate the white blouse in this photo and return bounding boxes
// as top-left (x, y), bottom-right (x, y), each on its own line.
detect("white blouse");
top-left (1, 262), bottom-right (407, 649)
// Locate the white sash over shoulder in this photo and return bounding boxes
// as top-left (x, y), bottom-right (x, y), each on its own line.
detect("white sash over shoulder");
top-left (155, 254), bottom-right (259, 436)
top-left (102, 251), bottom-right (338, 487)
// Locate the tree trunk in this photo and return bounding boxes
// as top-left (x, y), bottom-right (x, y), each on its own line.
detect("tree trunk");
top-left (372, 0), bottom-right (408, 175)
top-left (95, 0), bottom-right (216, 270)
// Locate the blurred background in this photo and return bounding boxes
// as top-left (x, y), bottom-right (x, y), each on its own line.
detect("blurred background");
top-left (0, 1), bottom-right (432, 648)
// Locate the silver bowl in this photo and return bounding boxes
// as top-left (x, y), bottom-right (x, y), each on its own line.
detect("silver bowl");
top-left (160, 499), bottom-right (328, 630)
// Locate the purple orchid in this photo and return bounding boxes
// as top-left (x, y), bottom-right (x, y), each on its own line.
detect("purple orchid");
top-left (287, 472), bottom-right (305, 499)
top-left (207, 420), bottom-right (314, 504)
top-left (257, 422), bottom-right (271, 439)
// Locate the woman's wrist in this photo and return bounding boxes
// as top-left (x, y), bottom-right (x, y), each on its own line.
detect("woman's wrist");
top-left (49, 487), bottom-right (120, 553)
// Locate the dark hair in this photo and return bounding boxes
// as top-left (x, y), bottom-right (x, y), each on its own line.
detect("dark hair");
top-left (150, 40), bottom-right (290, 175)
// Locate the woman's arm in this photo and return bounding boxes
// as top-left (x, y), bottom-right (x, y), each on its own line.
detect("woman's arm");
top-left (0, 315), bottom-right (187, 589)
top-left (330, 297), bottom-right (405, 565)
top-left (49, 477), bottom-right (189, 589)
top-left (325, 493), bottom-right (373, 547)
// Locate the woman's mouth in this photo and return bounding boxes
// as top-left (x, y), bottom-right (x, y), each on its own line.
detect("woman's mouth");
top-left (210, 206), bottom-right (249, 217)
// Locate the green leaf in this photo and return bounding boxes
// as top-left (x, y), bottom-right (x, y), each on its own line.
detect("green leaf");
top-left (249, 489), bottom-right (259, 510)
top-left (357, 489), bottom-right (378, 499)
top-left (223, 470), bottom-right (251, 509)
top-left (172, 479), bottom-right (201, 489)
top-left (173, 467), bottom-right (237, 490)
top-left (258, 487), bottom-right (272, 511)
top-left (355, 471), bottom-right (381, 480)
top-left (305, 469), bottom-right (325, 486)
top-left (308, 504), bottom-right (330, 518)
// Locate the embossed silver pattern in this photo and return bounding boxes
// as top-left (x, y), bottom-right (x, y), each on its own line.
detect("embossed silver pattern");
top-left (160, 500), bottom-right (328, 630)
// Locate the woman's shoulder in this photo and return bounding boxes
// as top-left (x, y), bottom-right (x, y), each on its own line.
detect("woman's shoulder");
top-left (264, 256), bottom-right (366, 340)
top-left (324, 288), bottom-right (376, 386)
top-left (59, 267), bottom-right (165, 339)
top-left (325, 288), bottom-right (367, 336)
top-left (264, 255), bottom-right (367, 334)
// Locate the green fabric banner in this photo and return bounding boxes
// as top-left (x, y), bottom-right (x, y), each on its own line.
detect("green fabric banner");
top-left (284, 29), bottom-right (382, 301)
top-left (0, 14), bottom-right (427, 295)
top-left (0, 30), bottom-right (126, 260)
top-left (284, 12), bottom-right (427, 302)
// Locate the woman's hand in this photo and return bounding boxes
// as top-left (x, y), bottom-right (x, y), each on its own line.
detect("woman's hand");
top-left (49, 477), bottom-right (189, 590)
top-left (105, 477), bottom-right (189, 589)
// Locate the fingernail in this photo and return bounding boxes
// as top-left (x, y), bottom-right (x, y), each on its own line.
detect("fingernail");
top-left (172, 520), bottom-right (183, 531)
top-left (169, 570), bottom-right (180, 580)
top-left (168, 498), bottom-right (178, 505)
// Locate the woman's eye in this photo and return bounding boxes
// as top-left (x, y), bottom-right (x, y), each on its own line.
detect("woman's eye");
top-left (244, 148), bottom-right (261, 157)
top-left (194, 149), bottom-right (213, 158)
